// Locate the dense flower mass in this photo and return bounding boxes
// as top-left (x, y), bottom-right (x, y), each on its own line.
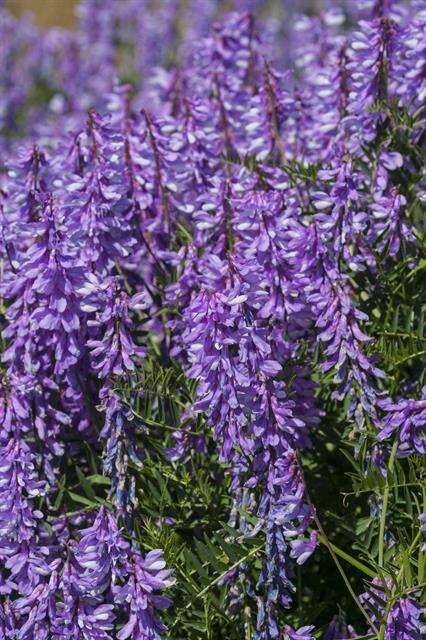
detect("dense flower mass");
top-left (0, 1), bottom-right (424, 639)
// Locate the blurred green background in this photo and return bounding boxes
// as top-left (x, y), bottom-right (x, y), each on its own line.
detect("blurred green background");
top-left (7, 0), bottom-right (77, 28)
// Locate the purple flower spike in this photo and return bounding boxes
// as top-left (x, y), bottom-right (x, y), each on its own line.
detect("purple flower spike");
top-left (83, 276), bottom-right (147, 379)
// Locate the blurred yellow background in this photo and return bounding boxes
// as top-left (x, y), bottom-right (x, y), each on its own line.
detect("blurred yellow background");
top-left (6, 0), bottom-right (77, 28)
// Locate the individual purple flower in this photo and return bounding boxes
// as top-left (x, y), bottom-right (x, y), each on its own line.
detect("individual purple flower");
top-left (282, 624), bottom-right (315, 640)
top-left (193, 12), bottom-right (261, 157)
top-left (0, 599), bottom-right (17, 637)
top-left (313, 161), bottom-right (369, 271)
top-left (308, 258), bottom-right (384, 428)
top-left (182, 286), bottom-right (252, 461)
top-left (311, 42), bottom-right (349, 159)
top-left (349, 16), bottom-right (396, 110)
top-left (4, 144), bottom-right (48, 229)
top-left (165, 406), bottom-right (207, 462)
top-left (52, 508), bottom-right (173, 639)
top-left (369, 189), bottom-right (415, 257)
top-left (289, 530), bottom-right (318, 565)
top-left (378, 390), bottom-right (426, 456)
top-left (254, 523), bottom-right (288, 639)
top-left (244, 62), bottom-right (293, 162)
top-left (130, 108), bottom-right (180, 245)
top-left (236, 188), bottom-right (304, 321)
top-left (346, 12), bottom-right (398, 151)
top-left (373, 148), bottom-right (404, 194)
top-left (0, 435), bottom-right (47, 594)
top-left (0, 381), bottom-right (59, 626)
top-left (11, 571), bottom-right (59, 640)
top-left (255, 452), bottom-right (314, 640)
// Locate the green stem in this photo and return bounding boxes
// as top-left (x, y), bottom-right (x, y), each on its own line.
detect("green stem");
top-left (419, 485), bottom-right (426, 584)
top-left (343, 481), bottom-right (422, 498)
top-left (378, 438), bottom-right (399, 567)
top-left (125, 404), bottom-right (202, 436)
top-left (169, 545), bottom-right (263, 632)
top-left (313, 513), bottom-right (379, 635)
top-left (378, 529), bottom-right (424, 639)
top-left (394, 349), bottom-right (426, 367)
top-left (378, 582), bottom-right (426, 640)
top-left (300, 465), bottom-right (379, 635)
top-left (317, 535), bottom-right (376, 578)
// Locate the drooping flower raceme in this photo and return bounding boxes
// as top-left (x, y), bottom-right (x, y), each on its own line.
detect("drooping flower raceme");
top-left (0, 1), bottom-right (424, 639)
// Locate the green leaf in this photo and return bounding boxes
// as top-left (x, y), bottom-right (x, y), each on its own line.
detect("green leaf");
top-left (75, 466), bottom-right (97, 501)
top-left (68, 491), bottom-right (99, 508)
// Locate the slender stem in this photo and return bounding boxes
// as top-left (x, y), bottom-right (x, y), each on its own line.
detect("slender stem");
top-left (317, 535), bottom-right (376, 578)
top-left (394, 349), bottom-right (426, 367)
top-left (377, 582), bottom-right (426, 640)
top-left (378, 488), bottom-right (423, 640)
top-left (378, 438), bottom-right (399, 567)
top-left (125, 403), bottom-right (201, 436)
top-left (300, 464), bottom-right (379, 635)
top-left (419, 486), bottom-right (426, 584)
top-left (378, 533), bottom-right (424, 640)
top-left (343, 481), bottom-right (422, 498)
top-left (312, 511), bottom-right (379, 635)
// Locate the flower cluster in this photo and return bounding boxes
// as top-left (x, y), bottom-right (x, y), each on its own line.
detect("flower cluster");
top-left (360, 579), bottom-right (423, 640)
top-left (0, 1), bottom-right (424, 639)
